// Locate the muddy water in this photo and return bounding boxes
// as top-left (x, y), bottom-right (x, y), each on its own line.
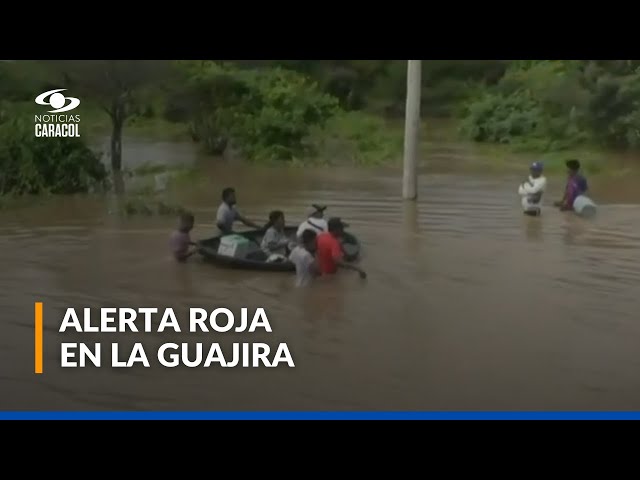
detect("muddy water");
top-left (1, 140), bottom-right (640, 410)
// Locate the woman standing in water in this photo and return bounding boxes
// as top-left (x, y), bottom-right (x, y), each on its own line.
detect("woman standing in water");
top-left (554, 159), bottom-right (589, 212)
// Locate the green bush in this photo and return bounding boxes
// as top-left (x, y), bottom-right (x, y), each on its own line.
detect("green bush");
top-left (0, 118), bottom-right (107, 195)
top-left (459, 90), bottom-right (543, 144)
top-left (308, 111), bottom-right (403, 165)
top-left (364, 60), bottom-right (508, 118)
top-left (176, 62), bottom-right (340, 161)
top-left (0, 61), bottom-right (57, 102)
top-left (586, 71), bottom-right (640, 148)
top-left (460, 60), bottom-right (640, 151)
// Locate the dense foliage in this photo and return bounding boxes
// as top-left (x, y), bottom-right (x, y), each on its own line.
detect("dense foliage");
top-left (165, 60), bottom-right (640, 157)
top-left (168, 61), bottom-right (340, 161)
top-left (459, 60), bottom-right (640, 151)
top-left (0, 117), bottom-right (107, 195)
top-left (159, 60), bottom-right (509, 161)
top-left (1, 59), bottom-right (640, 198)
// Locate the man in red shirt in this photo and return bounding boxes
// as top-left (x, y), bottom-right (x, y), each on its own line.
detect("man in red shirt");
top-left (316, 218), bottom-right (367, 279)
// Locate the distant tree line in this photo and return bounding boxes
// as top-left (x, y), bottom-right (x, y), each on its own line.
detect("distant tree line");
top-left (1, 60), bottom-right (639, 196)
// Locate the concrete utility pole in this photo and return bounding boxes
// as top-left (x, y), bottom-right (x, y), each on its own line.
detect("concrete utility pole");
top-left (402, 60), bottom-right (422, 200)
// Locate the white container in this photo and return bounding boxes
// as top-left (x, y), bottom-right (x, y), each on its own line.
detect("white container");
top-left (218, 234), bottom-right (254, 258)
top-left (573, 195), bottom-right (597, 218)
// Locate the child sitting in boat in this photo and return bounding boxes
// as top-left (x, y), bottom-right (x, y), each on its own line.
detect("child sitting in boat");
top-left (261, 210), bottom-right (296, 263)
top-left (169, 211), bottom-right (198, 262)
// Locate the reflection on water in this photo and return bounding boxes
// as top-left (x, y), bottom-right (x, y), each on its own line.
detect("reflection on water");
top-left (402, 201), bottom-right (421, 259)
top-left (524, 216), bottom-right (543, 242)
top-left (1, 140), bottom-right (640, 410)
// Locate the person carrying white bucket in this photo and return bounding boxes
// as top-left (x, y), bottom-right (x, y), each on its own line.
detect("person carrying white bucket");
top-left (554, 159), bottom-right (597, 217)
top-left (518, 161), bottom-right (547, 216)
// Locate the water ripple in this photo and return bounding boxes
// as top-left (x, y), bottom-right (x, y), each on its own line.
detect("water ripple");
top-left (1, 167), bottom-right (640, 410)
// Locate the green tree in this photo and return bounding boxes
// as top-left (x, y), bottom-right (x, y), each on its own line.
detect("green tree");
top-left (43, 60), bottom-right (170, 173)
top-left (173, 61), bottom-right (340, 161)
top-left (0, 118), bottom-right (106, 196)
top-left (460, 60), bottom-right (640, 151)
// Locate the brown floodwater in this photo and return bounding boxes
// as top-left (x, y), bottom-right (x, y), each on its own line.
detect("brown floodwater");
top-left (1, 139), bottom-right (640, 411)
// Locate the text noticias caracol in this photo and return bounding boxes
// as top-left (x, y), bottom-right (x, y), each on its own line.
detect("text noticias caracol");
top-left (57, 307), bottom-right (295, 368)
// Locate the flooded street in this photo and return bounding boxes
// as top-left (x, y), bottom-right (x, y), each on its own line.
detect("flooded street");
top-left (1, 139), bottom-right (640, 410)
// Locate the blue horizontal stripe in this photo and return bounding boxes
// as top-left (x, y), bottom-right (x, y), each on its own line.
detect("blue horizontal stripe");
top-left (1, 411), bottom-right (640, 420)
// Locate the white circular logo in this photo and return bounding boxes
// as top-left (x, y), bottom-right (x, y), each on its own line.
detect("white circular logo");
top-left (35, 89), bottom-right (81, 113)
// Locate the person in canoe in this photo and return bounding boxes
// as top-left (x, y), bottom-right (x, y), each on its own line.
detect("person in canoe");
top-left (316, 218), bottom-right (367, 279)
top-left (169, 211), bottom-right (198, 262)
top-left (260, 210), bottom-right (296, 262)
top-left (518, 161), bottom-right (547, 216)
top-left (216, 187), bottom-right (261, 234)
top-left (296, 204), bottom-right (328, 240)
top-left (288, 229), bottom-right (319, 287)
top-left (554, 159), bottom-right (588, 212)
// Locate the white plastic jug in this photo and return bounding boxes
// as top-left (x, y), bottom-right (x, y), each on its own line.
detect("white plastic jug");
top-left (573, 195), bottom-right (597, 218)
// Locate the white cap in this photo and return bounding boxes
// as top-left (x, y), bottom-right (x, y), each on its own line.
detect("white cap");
top-left (306, 204), bottom-right (326, 217)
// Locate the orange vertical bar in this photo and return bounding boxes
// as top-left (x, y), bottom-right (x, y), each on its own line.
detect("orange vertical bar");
top-left (35, 302), bottom-right (43, 374)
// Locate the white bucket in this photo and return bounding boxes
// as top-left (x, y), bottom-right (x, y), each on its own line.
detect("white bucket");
top-left (573, 195), bottom-right (597, 218)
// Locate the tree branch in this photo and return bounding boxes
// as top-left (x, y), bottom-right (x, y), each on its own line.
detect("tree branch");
top-left (100, 103), bottom-right (114, 119)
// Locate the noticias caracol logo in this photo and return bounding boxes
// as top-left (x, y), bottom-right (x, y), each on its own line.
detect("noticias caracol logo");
top-left (35, 89), bottom-right (80, 113)
top-left (34, 89), bottom-right (81, 138)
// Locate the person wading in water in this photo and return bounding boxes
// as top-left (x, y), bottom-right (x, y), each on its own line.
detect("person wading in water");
top-left (216, 187), bottom-right (261, 234)
top-left (554, 159), bottom-right (588, 212)
top-left (316, 218), bottom-right (367, 279)
top-left (518, 161), bottom-right (547, 216)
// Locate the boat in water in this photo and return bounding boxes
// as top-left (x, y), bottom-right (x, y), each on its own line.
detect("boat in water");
top-left (197, 226), bottom-right (360, 272)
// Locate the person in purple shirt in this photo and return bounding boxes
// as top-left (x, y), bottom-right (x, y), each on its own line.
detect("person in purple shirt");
top-left (554, 159), bottom-right (588, 211)
top-left (169, 212), bottom-right (197, 262)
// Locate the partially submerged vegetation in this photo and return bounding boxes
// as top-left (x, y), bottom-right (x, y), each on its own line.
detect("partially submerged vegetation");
top-left (458, 60), bottom-right (640, 153)
top-left (1, 59), bottom-right (639, 199)
top-left (0, 117), bottom-right (107, 196)
top-left (120, 196), bottom-right (184, 217)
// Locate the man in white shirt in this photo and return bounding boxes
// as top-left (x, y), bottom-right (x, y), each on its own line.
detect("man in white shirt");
top-left (216, 187), bottom-right (261, 234)
top-left (518, 161), bottom-right (547, 216)
top-left (296, 204), bottom-right (328, 239)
